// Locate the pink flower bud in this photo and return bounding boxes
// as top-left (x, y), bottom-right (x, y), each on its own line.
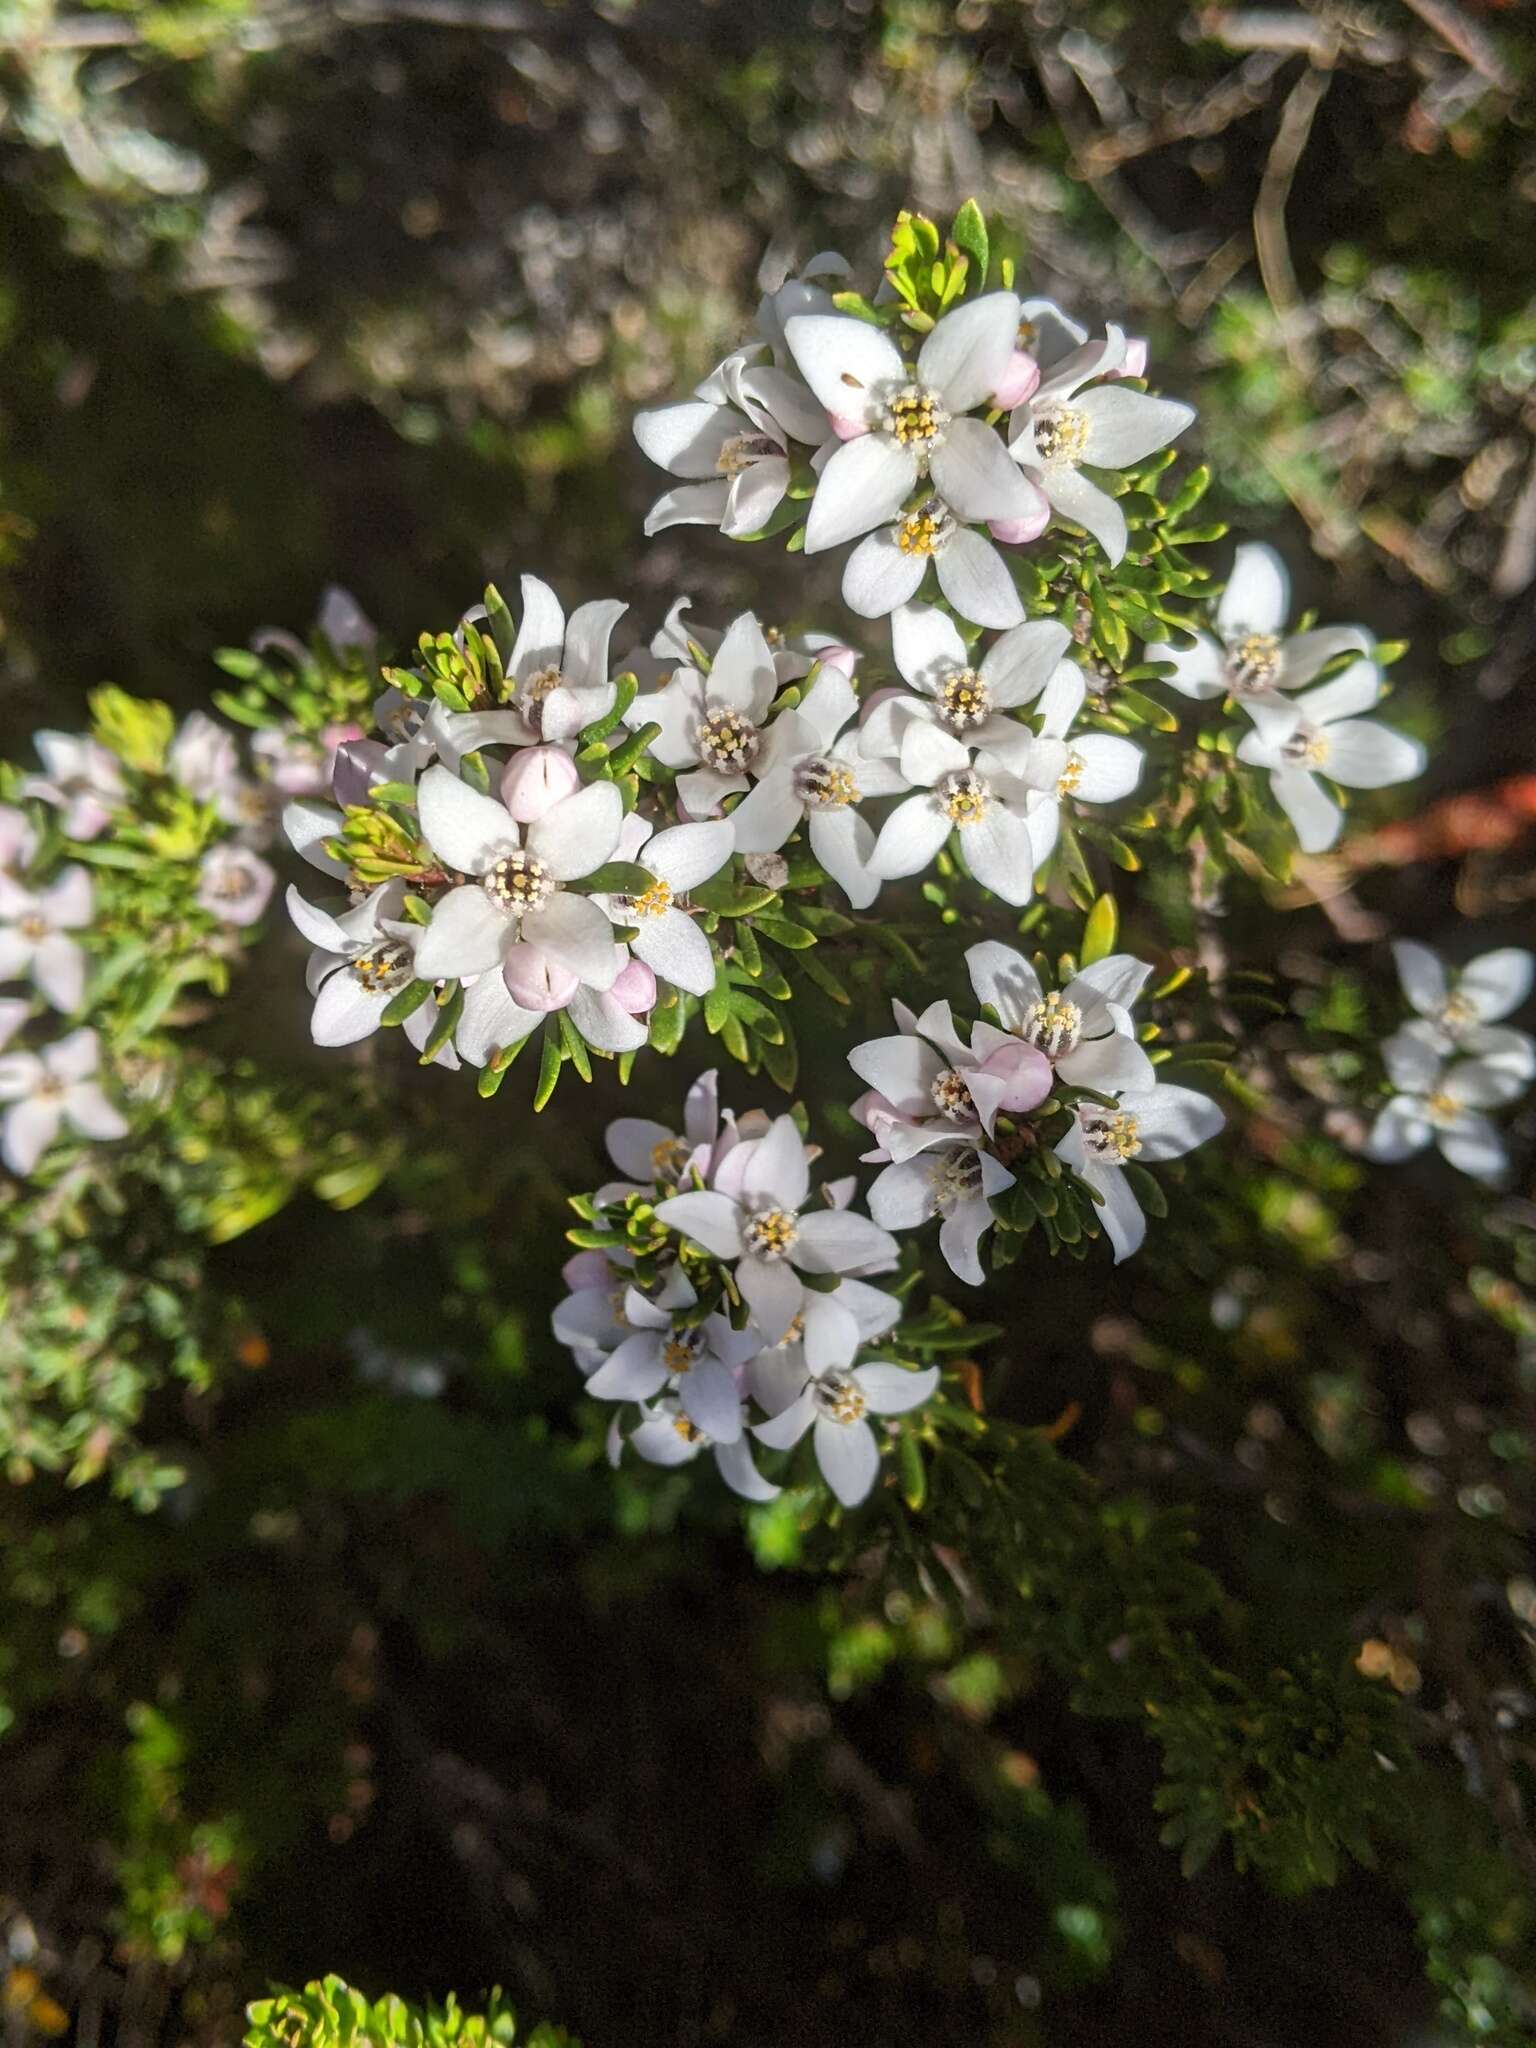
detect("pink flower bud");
top-left (988, 502), bottom-right (1053, 548)
top-left (331, 738), bottom-right (392, 809)
top-left (992, 350), bottom-right (1041, 410)
top-left (610, 956), bottom-right (657, 1015)
top-left (1115, 338), bottom-right (1149, 379)
top-left (812, 644), bottom-right (860, 679)
top-left (562, 1249), bottom-right (611, 1291)
top-left (501, 744), bottom-right (581, 823)
top-left (977, 1040), bottom-right (1053, 1114)
top-left (321, 721), bottom-right (365, 755)
top-left (503, 942), bottom-right (578, 1012)
top-left (830, 414), bottom-right (868, 441)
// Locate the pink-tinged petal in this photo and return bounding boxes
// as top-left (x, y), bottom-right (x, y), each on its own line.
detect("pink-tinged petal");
top-left (987, 492), bottom-right (1052, 546)
top-left (805, 435), bottom-right (918, 553)
top-left (525, 892), bottom-right (620, 990)
top-left (609, 955), bottom-right (657, 1014)
top-left (992, 349), bottom-right (1040, 410)
top-left (503, 941), bottom-right (580, 1011)
top-left (501, 745), bottom-right (582, 823)
top-left (974, 1039), bottom-right (1053, 1114)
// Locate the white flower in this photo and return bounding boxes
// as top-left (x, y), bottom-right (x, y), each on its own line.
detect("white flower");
top-left (288, 880), bottom-right (439, 1050)
top-left (1146, 543), bottom-right (1372, 703)
top-left (864, 1138), bottom-right (1015, 1286)
top-left (655, 1111), bottom-right (897, 1343)
top-left (592, 817), bottom-right (731, 998)
top-left (169, 711), bottom-right (243, 804)
top-left (454, 576), bottom-right (627, 749)
top-left (0, 1027), bottom-right (127, 1175)
top-left (1391, 942), bottom-right (1534, 1067)
top-left (1364, 1026), bottom-right (1528, 1184)
top-left (968, 723), bottom-right (1144, 877)
top-left (746, 1277), bottom-right (903, 1400)
top-left (0, 866), bottom-right (93, 1012)
top-left (866, 724), bottom-right (1041, 906)
top-left (1055, 1080), bottom-right (1224, 1263)
top-left (628, 1398), bottom-right (782, 1503)
top-left (634, 350), bottom-right (828, 539)
top-left (785, 294), bottom-right (1042, 551)
top-left (410, 762), bottom-right (624, 989)
top-left (21, 732), bottom-right (124, 840)
top-left (840, 496), bottom-right (1027, 628)
top-left (602, 1069), bottom-right (721, 1198)
top-left (848, 997), bottom-right (1051, 1161)
top-left (197, 845), bottom-right (276, 927)
top-left (752, 1362), bottom-right (940, 1509)
top-left (1234, 660), bottom-right (1425, 854)
top-left (1009, 326), bottom-right (1195, 567)
top-left (585, 1286), bottom-right (761, 1442)
top-left (0, 804), bottom-right (39, 876)
top-left (965, 941), bottom-right (1156, 1094)
top-left (626, 611), bottom-right (787, 818)
top-left (726, 667), bottom-right (904, 909)
top-left (858, 604), bottom-right (1076, 762)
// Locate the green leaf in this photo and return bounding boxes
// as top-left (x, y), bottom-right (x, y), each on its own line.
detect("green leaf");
top-left (381, 978), bottom-right (433, 1026)
top-left (753, 915), bottom-right (816, 951)
top-left (1080, 892), bottom-right (1118, 966)
top-left (533, 1024), bottom-right (564, 1111)
top-left (949, 197), bottom-right (989, 287)
top-left (581, 861), bottom-right (654, 896)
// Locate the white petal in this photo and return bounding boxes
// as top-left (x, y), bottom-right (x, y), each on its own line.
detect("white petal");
top-left (848, 1031), bottom-right (944, 1113)
top-left (1393, 940), bottom-right (1448, 1018)
top-left (937, 1194), bottom-right (993, 1284)
top-left (1320, 720), bottom-right (1425, 791)
top-left (869, 793), bottom-right (950, 879)
top-left (526, 892), bottom-right (621, 990)
top-left (795, 1207), bottom-right (899, 1276)
top-left (783, 313), bottom-right (904, 418)
top-left (1070, 735), bottom-right (1144, 804)
top-left (587, 1333), bottom-right (668, 1401)
top-left (526, 780), bottom-right (624, 880)
top-left (965, 940), bottom-right (1041, 1031)
top-left (1460, 948), bottom-right (1534, 1024)
top-left (891, 601), bottom-right (969, 693)
top-left (708, 612), bottom-right (779, 718)
top-left (2, 1097), bottom-right (61, 1176)
top-left (854, 1363), bottom-right (940, 1416)
top-left (1145, 632), bottom-right (1226, 700)
top-left (567, 984), bottom-right (649, 1053)
top-left (842, 529), bottom-right (927, 618)
top-left (562, 598), bottom-right (628, 694)
top-left (633, 399), bottom-right (743, 479)
top-left (312, 972), bottom-right (390, 1046)
top-left (1383, 1024), bottom-right (1445, 1094)
top-left (981, 618), bottom-right (1073, 707)
top-left (606, 1115), bottom-right (677, 1181)
top-left (808, 806), bottom-right (879, 910)
top-left (455, 972), bottom-right (541, 1066)
top-left (679, 1360), bottom-right (744, 1443)
top-left (1042, 466), bottom-right (1128, 565)
top-left (647, 819), bottom-right (733, 892)
top-left (805, 436), bottom-right (918, 553)
top-left (41, 866), bottom-right (93, 928)
top-left (1279, 626), bottom-right (1372, 691)
top-left (414, 885), bottom-right (510, 980)
top-left (753, 1388), bottom-right (816, 1452)
top-left (283, 798), bottom-right (349, 877)
top-left (1123, 1083), bottom-right (1224, 1161)
top-left (801, 1295), bottom-right (861, 1374)
top-left (1445, 1055), bottom-right (1528, 1111)
top-left (742, 1112), bottom-right (811, 1212)
top-left (1093, 1163), bottom-right (1147, 1263)
top-left (654, 1190), bottom-right (744, 1259)
top-left (1269, 768), bottom-right (1340, 853)
top-left (738, 1255), bottom-right (804, 1344)
top-left (1437, 1112), bottom-right (1508, 1184)
top-left (43, 1026), bottom-right (100, 1084)
top-left (814, 1415), bottom-right (881, 1507)
top-left (899, 719), bottom-right (971, 789)
top-left (1216, 543), bottom-right (1289, 639)
top-left (644, 480), bottom-right (733, 534)
top-left (417, 764), bottom-right (517, 876)
top-left (633, 908), bottom-right (715, 996)
top-left (795, 669), bottom-right (859, 750)
top-left (1077, 384), bottom-right (1195, 467)
top-left (960, 803), bottom-right (1034, 905)
top-left (867, 1156), bottom-right (939, 1229)
top-left (1297, 659), bottom-right (1382, 726)
top-left (929, 416), bottom-right (1042, 523)
top-left (510, 574), bottom-right (565, 684)
top-left (62, 1082), bottom-right (128, 1142)
top-left (935, 528), bottom-right (1024, 628)
top-left (32, 935), bottom-right (85, 1012)
top-left (285, 884), bottom-right (352, 952)
top-left (722, 456), bottom-right (790, 539)
top-left (714, 1436), bottom-right (781, 1502)
top-left (918, 292), bottom-right (1020, 410)
top-left (728, 771), bottom-right (804, 855)
top-left (1363, 1098), bottom-right (1431, 1163)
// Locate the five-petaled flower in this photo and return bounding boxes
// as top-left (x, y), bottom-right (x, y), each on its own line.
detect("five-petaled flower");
top-left (1147, 543), bottom-right (1372, 704)
top-left (1235, 661), bottom-right (1425, 854)
top-left (0, 1026), bottom-right (128, 1176)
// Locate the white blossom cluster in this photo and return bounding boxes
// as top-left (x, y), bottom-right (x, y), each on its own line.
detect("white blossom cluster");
top-left (850, 940), bottom-right (1224, 1277)
top-left (1365, 942), bottom-right (1535, 1183)
top-left (1147, 543), bottom-right (1424, 854)
top-left (0, 708), bottom-right (298, 1178)
top-left (552, 1073), bottom-right (939, 1508)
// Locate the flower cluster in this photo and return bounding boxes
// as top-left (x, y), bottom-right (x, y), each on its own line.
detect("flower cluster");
top-left (850, 939), bottom-right (1224, 1278)
top-left (0, 689), bottom-right (299, 1179)
top-left (552, 1073), bottom-right (945, 1508)
top-left (1364, 942), bottom-right (1534, 1183)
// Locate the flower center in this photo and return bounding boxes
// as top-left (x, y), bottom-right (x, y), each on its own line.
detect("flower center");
top-left (1032, 406), bottom-right (1090, 467)
top-left (209, 862), bottom-right (258, 900)
top-left (880, 382), bottom-right (948, 456)
top-left (742, 1206), bottom-right (799, 1260)
top-left (1424, 1089), bottom-right (1462, 1127)
top-left (650, 1136), bottom-right (690, 1182)
top-left (348, 940), bottom-right (415, 993)
top-left (939, 768), bottom-right (991, 827)
top-left (927, 1149), bottom-right (983, 1214)
top-left (610, 1285), bottom-right (630, 1326)
top-left (794, 756), bottom-right (859, 810)
top-left (35, 1073), bottom-right (68, 1102)
top-left (1023, 991), bottom-right (1082, 1059)
top-left (696, 706), bottom-right (759, 773)
top-left (18, 914), bottom-right (49, 942)
top-left (482, 850), bottom-right (555, 917)
top-left (1083, 1110), bottom-right (1142, 1162)
top-left (937, 668), bottom-right (991, 732)
top-left (625, 878), bottom-right (673, 920)
top-left (812, 1371), bottom-right (868, 1425)
top-left (894, 501), bottom-right (956, 558)
top-left (523, 664), bottom-right (567, 704)
top-left (1439, 991), bottom-right (1478, 1030)
top-left (716, 431), bottom-right (780, 476)
top-left (662, 1332), bottom-right (701, 1375)
top-left (1280, 725), bottom-right (1330, 769)
top-left (1056, 751), bottom-right (1086, 800)
top-left (672, 1414), bottom-right (704, 1444)
top-left (930, 1067), bottom-right (975, 1120)
top-left (1226, 631), bottom-right (1282, 693)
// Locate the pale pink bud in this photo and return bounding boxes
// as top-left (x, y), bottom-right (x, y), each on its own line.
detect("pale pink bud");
top-left (830, 414), bottom-right (868, 441)
top-left (988, 502), bottom-right (1053, 547)
top-left (331, 738), bottom-right (392, 809)
top-left (500, 744), bottom-right (581, 823)
top-left (991, 350), bottom-right (1040, 410)
top-left (977, 1040), bottom-right (1053, 1114)
top-left (610, 956), bottom-right (657, 1015)
top-left (812, 644), bottom-right (860, 679)
top-left (503, 942), bottom-right (578, 1012)
top-left (1115, 339), bottom-right (1149, 379)
top-left (562, 1249), bottom-right (611, 1290)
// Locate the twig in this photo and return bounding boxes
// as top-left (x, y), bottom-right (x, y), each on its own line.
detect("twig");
top-left (1491, 442), bottom-right (1536, 601)
top-left (1253, 61), bottom-right (1334, 382)
top-left (1397, 0), bottom-right (1512, 93)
